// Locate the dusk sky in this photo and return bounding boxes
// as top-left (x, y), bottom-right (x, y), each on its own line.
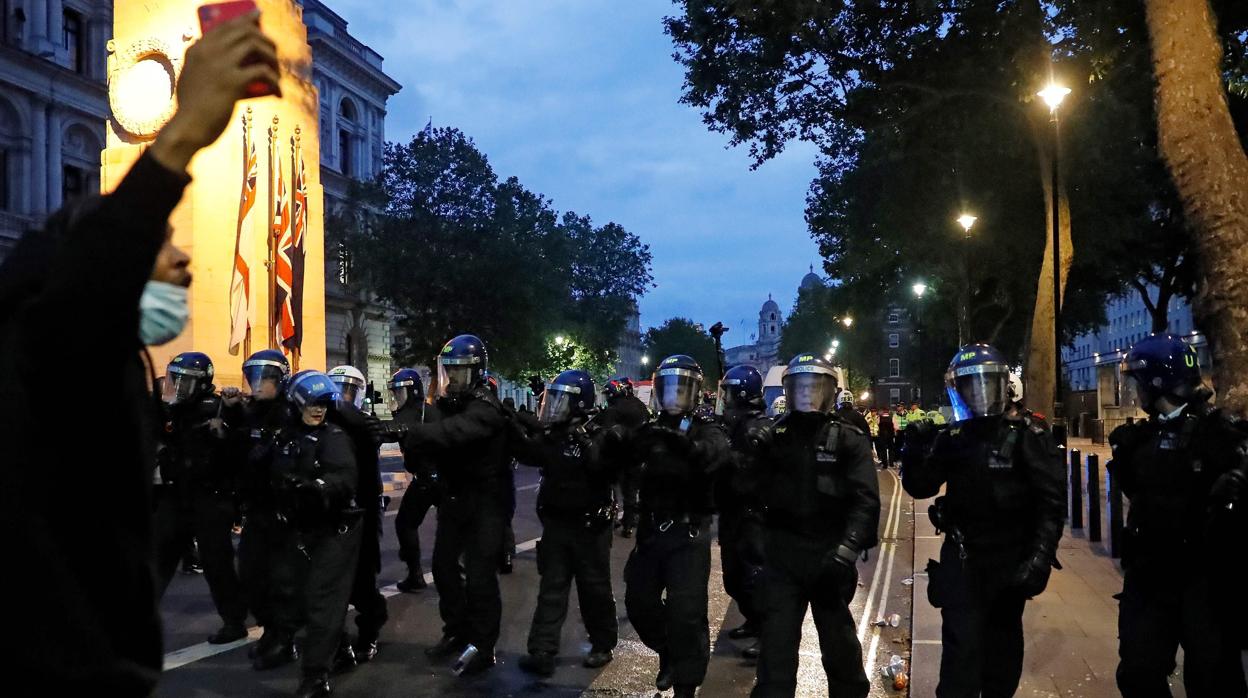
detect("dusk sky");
top-left (328, 0), bottom-right (823, 349)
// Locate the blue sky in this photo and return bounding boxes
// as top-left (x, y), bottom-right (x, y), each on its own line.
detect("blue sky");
top-left (328, 0), bottom-right (822, 349)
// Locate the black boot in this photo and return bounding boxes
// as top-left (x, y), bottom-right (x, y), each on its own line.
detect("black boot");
top-left (424, 635), bottom-right (466, 659)
top-left (397, 568), bottom-right (428, 592)
top-left (583, 647), bottom-right (613, 668)
top-left (294, 673), bottom-right (331, 698)
top-left (655, 651), bottom-right (673, 691)
top-left (252, 638), bottom-right (298, 671)
top-left (332, 637), bottom-right (357, 674)
top-left (354, 629), bottom-right (380, 664)
top-left (673, 685), bottom-right (697, 697)
top-left (207, 622), bottom-right (248, 644)
top-left (518, 651), bottom-right (556, 677)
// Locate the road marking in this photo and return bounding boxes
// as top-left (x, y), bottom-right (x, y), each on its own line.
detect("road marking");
top-left (864, 472), bottom-right (903, 679)
top-left (517, 483), bottom-right (540, 492)
top-left (912, 639), bottom-right (943, 645)
top-left (163, 534), bottom-right (544, 670)
top-left (857, 470), bottom-right (901, 641)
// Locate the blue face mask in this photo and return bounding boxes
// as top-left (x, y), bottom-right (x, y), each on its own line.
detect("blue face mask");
top-left (139, 281), bottom-right (189, 346)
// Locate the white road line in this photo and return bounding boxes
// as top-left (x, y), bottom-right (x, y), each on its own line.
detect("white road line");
top-left (863, 470), bottom-right (904, 679)
top-left (163, 535), bottom-right (544, 670)
top-left (857, 470), bottom-right (901, 641)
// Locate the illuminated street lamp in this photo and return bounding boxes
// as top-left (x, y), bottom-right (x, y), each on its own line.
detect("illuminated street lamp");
top-left (956, 214), bottom-right (977, 234)
top-left (955, 213), bottom-right (977, 345)
top-left (912, 281), bottom-right (927, 298)
top-left (1038, 79), bottom-right (1070, 424)
top-left (831, 339), bottom-right (840, 349)
top-left (641, 355), bottom-right (650, 366)
top-left (842, 316), bottom-right (854, 329)
top-left (554, 335), bottom-right (566, 346)
top-left (914, 280), bottom-right (928, 402)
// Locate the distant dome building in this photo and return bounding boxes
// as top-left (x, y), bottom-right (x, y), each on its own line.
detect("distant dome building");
top-left (724, 268), bottom-right (821, 372)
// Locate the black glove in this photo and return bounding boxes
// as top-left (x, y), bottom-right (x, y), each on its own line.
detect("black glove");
top-left (1013, 550), bottom-right (1055, 598)
top-left (363, 413), bottom-right (386, 445)
top-left (821, 544), bottom-right (859, 604)
top-left (283, 475), bottom-right (327, 516)
top-left (746, 424), bottom-right (774, 452)
top-left (384, 419), bottom-right (409, 444)
top-left (1210, 468), bottom-right (1246, 510)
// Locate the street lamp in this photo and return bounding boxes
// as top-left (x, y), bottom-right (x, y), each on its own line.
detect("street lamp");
top-left (831, 339), bottom-right (840, 349)
top-left (913, 280), bottom-right (928, 404)
top-left (956, 214), bottom-right (977, 234)
top-left (641, 354), bottom-right (650, 366)
top-left (842, 316), bottom-right (854, 329)
top-left (1038, 80), bottom-right (1070, 425)
top-left (956, 213), bottom-right (977, 345)
top-left (554, 335), bottom-right (566, 346)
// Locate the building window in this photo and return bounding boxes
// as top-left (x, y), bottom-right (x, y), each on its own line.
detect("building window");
top-left (770, 312), bottom-right (775, 321)
top-left (62, 165), bottom-right (84, 202)
top-left (889, 358), bottom-right (900, 377)
top-left (889, 388), bottom-right (900, 402)
top-left (888, 333), bottom-right (899, 348)
top-left (888, 312), bottom-right (899, 324)
top-left (63, 9), bottom-right (84, 74)
top-left (770, 325), bottom-right (775, 334)
top-left (338, 129), bottom-right (352, 177)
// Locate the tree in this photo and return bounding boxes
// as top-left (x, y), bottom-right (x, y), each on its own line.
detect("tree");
top-left (642, 318), bottom-right (721, 387)
top-left (1144, 0), bottom-right (1248, 413)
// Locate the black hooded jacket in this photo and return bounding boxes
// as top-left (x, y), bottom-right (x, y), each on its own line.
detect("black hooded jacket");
top-left (0, 153), bottom-right (189, 692)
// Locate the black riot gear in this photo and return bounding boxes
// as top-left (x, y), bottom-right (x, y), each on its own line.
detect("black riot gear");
top-left (781, 353), bottom-right (839, 414)
top-left (945, 344), bottom-right (1011, 422)
top-left (650, 354), bottom-right (704, 416)
top-left (242, 349), bottom-right (290, 401)
top-left (436, 334), bottom-right (488, 398)
top-left (163, 351), bottom-right (214, 405)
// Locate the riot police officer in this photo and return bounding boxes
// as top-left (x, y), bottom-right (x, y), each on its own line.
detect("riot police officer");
top-left (902, 344), bottom-right (1065, 698)
top-left (835, 388), bottom-right (872, 434)
top-left (229, 349), bottom-right (299, 669)
top-left (599, 377), bottom-right (649, 537)
top-left (326, 365), bottom-right (388, 665)
top-left (749, 354), bottom-right (879, 698)
top-left (267, 371), bottom-right (361, 698)
top-left (154, 352), bottom-right (248, 644)
top-left (617, 354), bottom-right (729, 698)
top-left (514, 370), bottom-right (619, 677)
top-left (387, 368), bottom-right (438, 592)
top-left (1109, 335), bottom-right (1248, 697)
top-left (403, 335), bottom-right (511, 675)
top-left (714, 365), bottom-right (770, 660)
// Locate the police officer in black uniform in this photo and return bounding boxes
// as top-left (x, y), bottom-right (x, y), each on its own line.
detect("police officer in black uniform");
top-left (404, 334), bottom-right (510, 675)
top-left (599, 377), bottom-right (649, 537)
top-left (263, 371), bottom-right (361, 698)
top-left (902, 344), bottom-right (1065, 698)
top-left (748, 354), bottom-right (879, 697)
top-left (1109, 335), bottom-right (1248, 697)
top-left (617, 354), bottom-right (729, 698)
top-left (513, 369), bottom-right (619, 676)
top-left (154, 352), bottom-right (248, 644)
top-left (714, 365), bottom-right (770, 660)
top-left (228, 349), bottom-right (299, 670)
top-left (326, 365), bottom-right (389, 666)
top-left (387, 368), bottom-right (438, 592)
top-left (836, 388), bottom-right (872, 435)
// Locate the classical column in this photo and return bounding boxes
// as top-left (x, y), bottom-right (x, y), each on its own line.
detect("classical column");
top-left (30, 103), bottom-right (46, 215)
top-left (28, 0), bottom-right (49, 51)
top-left (46, 109), bottom-right (62, 210)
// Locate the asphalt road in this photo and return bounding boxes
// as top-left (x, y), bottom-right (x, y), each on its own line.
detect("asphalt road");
top-left (157, 460), bottom-right (916, 697)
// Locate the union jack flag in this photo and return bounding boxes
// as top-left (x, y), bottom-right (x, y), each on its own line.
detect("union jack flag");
top-left (228, 124), bottom-right (257, 353)
top-left (272, 150), bottom-right (295, 348)
top-left (285, 141), bottom-right (308, 353)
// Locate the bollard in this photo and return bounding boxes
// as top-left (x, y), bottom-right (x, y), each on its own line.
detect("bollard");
top-left (1069, 448), bottom-right (1083, 529)
top-left (1087, 454), bottom-right (1101, 543)
top-left (1108, 463), bottom-right (1124, 558)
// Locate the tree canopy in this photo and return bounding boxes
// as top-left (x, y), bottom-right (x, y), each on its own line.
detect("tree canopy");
top-left (331, 126), bottom-right (653, 381)
top-left (641, 317), bottom-right (722, 387)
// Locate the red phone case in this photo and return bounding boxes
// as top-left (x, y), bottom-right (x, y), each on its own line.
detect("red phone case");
top-left (198, 1), bottom-right (275, 97)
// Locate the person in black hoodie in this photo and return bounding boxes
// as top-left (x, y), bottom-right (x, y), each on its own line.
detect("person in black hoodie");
top-left (0, 13), bottom-right (278, 693)
top-left (155, 351), bottom-right (247, 644)
top-left (514, 370), bottom-right (619, 677)
top-left (270, 371), bottom-right (360, 698)
top-left (327, 365), bottom-right (388, 666)
top-left (386, 368), bottom-right (439, 592)
top-left (403, 334), bottom-right (510, 675)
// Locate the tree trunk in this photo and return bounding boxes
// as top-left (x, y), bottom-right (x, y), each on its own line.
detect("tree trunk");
top-left (1023, 119), bottom-right (1074, 420)
top-left (1145, 0), bottom-right (1248, 415)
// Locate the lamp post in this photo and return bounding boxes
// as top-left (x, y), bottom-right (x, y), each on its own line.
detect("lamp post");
top-left (1038, 81), bottom-right (1070, 423)
top-left (913, 281), bottom-right (927, 404)
top-left (956, 214), bottom-right (976, 345)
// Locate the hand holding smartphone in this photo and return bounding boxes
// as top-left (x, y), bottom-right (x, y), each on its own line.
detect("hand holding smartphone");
top-left (197, 0), bottom-right (277, 98)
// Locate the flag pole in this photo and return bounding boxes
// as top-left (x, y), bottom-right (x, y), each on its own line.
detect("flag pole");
top-left (242, 108), bottom-right (254, 358)
top-left (289, 127), bottom-right (301, 372)
top-left (268, 116), bottom-right (279, 350)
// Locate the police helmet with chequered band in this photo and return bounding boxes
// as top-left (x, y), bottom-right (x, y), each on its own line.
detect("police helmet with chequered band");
top-left (945, 344), bottom-right (1010, 422)
top-left (327, 365), bottom-right (367, 409)
top-left (782, 353), bottom-right (839, 414)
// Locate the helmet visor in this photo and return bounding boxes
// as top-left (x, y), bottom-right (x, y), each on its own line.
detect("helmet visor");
top-left (651, 367), bottom-right (703, 415)
top-left (330, 375), bottom-right (365, 409)
top-left (389, 384), bottom-right (415, 412)
top-left (437, 358), bottom-right (480, 398)
top-left (948, 365), bottom-right (1009, 421)
top-left (162, 373), bottom-right (201, 405)
top-left (538, 384), bottom-right (580, 425)
top-left (243, 363), bottom-right (286, 400)
top-left (783, 372), bottom-right (838, 413)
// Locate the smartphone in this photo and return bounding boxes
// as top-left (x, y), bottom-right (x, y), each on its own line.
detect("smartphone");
top-left (197, 0), bottom-right (276, 98)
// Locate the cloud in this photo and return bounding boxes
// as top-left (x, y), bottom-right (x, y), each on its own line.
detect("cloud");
top-left (325, 0), bottom-right (823, 350)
